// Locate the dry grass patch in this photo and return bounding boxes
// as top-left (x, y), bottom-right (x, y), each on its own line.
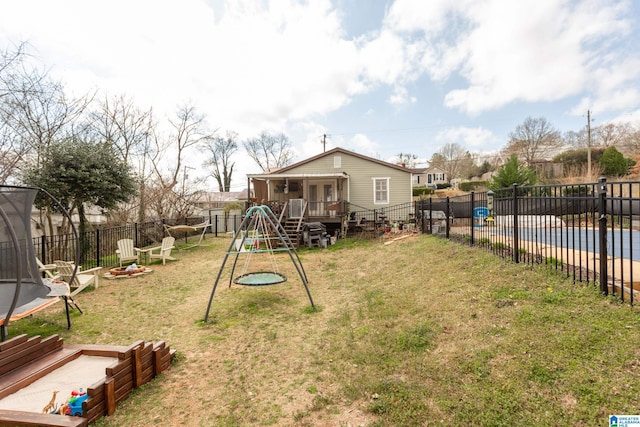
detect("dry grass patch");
top-left (6, 235), bottom-right (640, 426)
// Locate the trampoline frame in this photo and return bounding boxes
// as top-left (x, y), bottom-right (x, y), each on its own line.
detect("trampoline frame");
top-left (0, 186), bottom-right (81, 340)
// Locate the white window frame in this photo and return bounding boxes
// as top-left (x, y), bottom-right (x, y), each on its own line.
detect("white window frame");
top-left (372, 177), bottom-right (390, 205)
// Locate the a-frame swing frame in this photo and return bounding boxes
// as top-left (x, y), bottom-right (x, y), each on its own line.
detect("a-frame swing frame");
top-left (204, 205), bottom-right (315, 321)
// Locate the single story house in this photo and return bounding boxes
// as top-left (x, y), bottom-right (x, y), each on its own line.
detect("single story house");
top-left (246, 147), bottom-right (414, 233)
top-left (419, 165), bottom-right (448, 188)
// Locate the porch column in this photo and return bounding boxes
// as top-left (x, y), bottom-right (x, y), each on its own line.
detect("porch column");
top-left (303, 179), bottom-right (308, 221)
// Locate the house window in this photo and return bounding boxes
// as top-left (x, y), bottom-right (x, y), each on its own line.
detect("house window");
top-left (372, 177), bottom-right (389, 204)
top-left (428, 173), bottom-right (445, 183)
top-left (334, 156), bottom-right (341, 168)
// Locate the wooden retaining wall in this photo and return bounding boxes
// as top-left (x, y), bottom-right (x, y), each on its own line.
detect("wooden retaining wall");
top-left (0, 334), bottom-right (175, 426)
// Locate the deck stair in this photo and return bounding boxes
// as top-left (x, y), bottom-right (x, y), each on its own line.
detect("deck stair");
top-left (282, 218), bottom-right (304, 249)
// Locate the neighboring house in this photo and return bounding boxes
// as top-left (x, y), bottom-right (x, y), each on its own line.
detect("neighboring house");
top-left (411, 167), bottom-right (428, 187)
top-left (422, 166), bottom-right (448, 188)
top-left (246, 147), bottom-right (413, 230)
top-left (192, 190), bottom-right (248, 215)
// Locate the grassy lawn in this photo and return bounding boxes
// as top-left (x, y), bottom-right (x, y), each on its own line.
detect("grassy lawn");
top-left (7, 234), bottom-right (640, 426)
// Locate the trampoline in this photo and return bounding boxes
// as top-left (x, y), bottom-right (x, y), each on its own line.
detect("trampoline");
top-left (0, 185), bottom-right (82, 341)
top-left (0, 186), bottom-right (81, 340)
top-left (233, 271), bottom-right (287, 286)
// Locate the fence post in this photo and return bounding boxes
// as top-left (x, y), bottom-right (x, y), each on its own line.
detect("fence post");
top-left (598, 177), bottom-right (608, 295)
top-left (96, 228), bottom-right (101, 267)
top-left (470, 192), bottom-right (475, 245)
top-left (445, 197), bottom-right (450, 239)
top-left (513, 184), bottom-right (519, 263)
top-left (40, 235), bottom-right (46, 263)
top-left (134, 222), bottom-right (139, 248)
top-left (428, 197), bottom-right (433, 234)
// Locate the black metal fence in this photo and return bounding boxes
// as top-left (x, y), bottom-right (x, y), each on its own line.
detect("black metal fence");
top-left (35, 214), bottom-right (244, 270)
top-left (35, 179), bottom-right (640, 306)
top-left (416, 178), bottom-right (639, 306)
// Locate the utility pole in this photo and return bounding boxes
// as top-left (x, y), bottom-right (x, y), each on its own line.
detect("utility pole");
top-left (321, 134), bottom-right (327, 152)
top-left (587, 110), bottom-right (592, 178)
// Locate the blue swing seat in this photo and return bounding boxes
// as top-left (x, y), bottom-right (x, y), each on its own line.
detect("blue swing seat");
top-left (233, 271), bottom-right (287, 286)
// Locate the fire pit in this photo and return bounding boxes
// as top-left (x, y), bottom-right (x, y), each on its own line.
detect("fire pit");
top-left (108, 266), bottom-right (147, 276)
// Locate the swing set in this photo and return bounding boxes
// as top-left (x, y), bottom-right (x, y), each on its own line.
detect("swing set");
top-left (203, 205), bottom-right (315, 321)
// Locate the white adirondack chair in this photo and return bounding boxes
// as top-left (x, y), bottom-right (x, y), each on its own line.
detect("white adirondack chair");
top-left (148, 236), bottom-right (176, 265)
top-left (55, 260), bottom-right (102, 296)
top-left (116, 239), bottom-right (141, 267)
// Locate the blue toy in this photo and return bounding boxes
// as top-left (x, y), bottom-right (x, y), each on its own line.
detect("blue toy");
top-left (66, 388), bottom-right (88, 416)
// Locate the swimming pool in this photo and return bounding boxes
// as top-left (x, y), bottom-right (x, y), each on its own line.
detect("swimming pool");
top-left (494, 227), bottom-right (640, 261)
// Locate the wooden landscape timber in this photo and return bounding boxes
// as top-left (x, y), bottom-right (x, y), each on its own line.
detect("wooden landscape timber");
top-left (0, 334), bottom-right (175, 426)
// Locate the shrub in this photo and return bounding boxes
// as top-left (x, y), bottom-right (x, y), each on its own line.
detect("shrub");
top-left (459, 181), bottom-right (488, 192)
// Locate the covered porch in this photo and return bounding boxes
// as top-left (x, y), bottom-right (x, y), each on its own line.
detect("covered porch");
top-left (246, 172), bottom-right (350, 227)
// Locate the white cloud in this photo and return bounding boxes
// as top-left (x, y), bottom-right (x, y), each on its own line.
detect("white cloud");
top-left (358, 30), bottom-right (409, 86)
top-left (375, 0), bottom-right (639, 116)
top-left (1, 0), bottom-right (638, 189)
top-left (389, 85), bottom-right (417, 106)
top-left (436, 126), bottom-right (496, 149)
top-left (0, 0), bottom-right (365, 137)
top-left (609, 109), bottom-right (640, 128)
top-left (289, 121), bottom-right (330, 160)
top-left (344, 133), bottom-right (381, 157)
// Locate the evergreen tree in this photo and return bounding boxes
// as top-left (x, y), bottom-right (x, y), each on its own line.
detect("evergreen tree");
top-left (599, 146), bottom-right (635, 176)
top-left (489, 154), bottom-right (537, 190)
top-left (23, 138), bottom-right (138, 259)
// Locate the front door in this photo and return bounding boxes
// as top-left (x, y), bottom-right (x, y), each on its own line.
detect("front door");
top-left (309, 181), bottom-right (335, 216)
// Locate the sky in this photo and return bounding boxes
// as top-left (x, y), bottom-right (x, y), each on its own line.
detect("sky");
top-left (1, 0), bottom-right (639, 191)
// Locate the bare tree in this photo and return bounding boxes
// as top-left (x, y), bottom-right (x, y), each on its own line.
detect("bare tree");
top-left (428, 143), bottom-right (474, 182)
top-left (201, 130), bottom-right (238, 192)
top-left (145, 104), bottom-right (214, 220)
top-left (84, 94), bottom-right (155, 223)
top-left (151, 104), bottom-right (214, 190)
top-left (1, 62), bottom-right (92, 169)
top-left (505, 116), bottom-right (562, 165)
top-left (0, 119), bottom-right (24, 184)
top-left (626, 124), bottom-right (640, 154)
top-left (0, 44), bottom-right (45, 182)
top-left (243, 131), bottom-right (294, 172)
top-left (593, 122), bottom-right (632, 148)
top-left (563, 129), bottom-right (587, 148)
top-left (87, 94), bottom-right (154, 163)
top-left (0, 42), bottom-right (29, 98)
top-left (394, 152), bottom-right (419, 168)
top-left (0, 43), bottom-right (95, 238)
